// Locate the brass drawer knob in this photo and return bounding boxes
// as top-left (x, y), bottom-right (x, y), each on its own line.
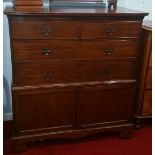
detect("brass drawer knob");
top-left (42, 48), bottom-right (52, 56)
top-left (41, 26), bottom-right (52, 36)
top-left (43, 71), bottom-right (52, 80)
top-left (106, 27), bottom-right (116, 36)
top-left (103, 69), bottom-right (112, 75)
top-left (105, 48), bottom-right (114, 55)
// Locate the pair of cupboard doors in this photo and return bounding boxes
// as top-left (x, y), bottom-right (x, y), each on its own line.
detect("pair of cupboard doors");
top-left (13, 82), bottom-right (135, 136)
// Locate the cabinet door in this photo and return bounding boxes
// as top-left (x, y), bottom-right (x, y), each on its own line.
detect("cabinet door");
top-left (142, 90), bottom-right (152, 116)
top-left (146, 70), bottom-right (152, 89)
top-left (78, 84), bottom-right (135, 129)
top-left (148, 52), bottom-right (152, 68)
top-left (13, 87), bottom-right (76, 136)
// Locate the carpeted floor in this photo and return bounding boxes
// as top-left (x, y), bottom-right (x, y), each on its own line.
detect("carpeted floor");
top-left (4, 125), bottom-right (152, 155)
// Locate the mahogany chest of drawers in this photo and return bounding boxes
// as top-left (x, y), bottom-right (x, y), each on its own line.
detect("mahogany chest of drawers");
top-left (4, 6), bottom-right (147, 152)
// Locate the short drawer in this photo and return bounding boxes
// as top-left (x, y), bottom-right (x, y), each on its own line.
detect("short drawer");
top-left (14, 60), bottom-right (136, 86)
top-left (10, 19), bottom-right (80, 39)
top-left (142, 91), bottom-right (152, 116)
top-left (13, 40), bottom-right (138, 62)
top-left (146, 70), bottom-right (152, 89)
top-left (81, 21), bottom-right (141, 39)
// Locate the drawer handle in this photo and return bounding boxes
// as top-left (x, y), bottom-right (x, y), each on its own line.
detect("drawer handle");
top-left (105, 48), bottom-right (114, 55)
top-left (43, 72), bottom-right (52, 80)
top-left (42, 48), bottom-right (52, 56)
top-left (106, 28), bottom-right (116, 36)
top-left (41, 26), bottom-right (52, 36)
top-left (103, 69), bottom-right (112, 75)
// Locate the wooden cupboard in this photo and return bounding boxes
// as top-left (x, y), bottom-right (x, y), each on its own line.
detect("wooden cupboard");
top-left (134, 21), bottom-right (152, 127)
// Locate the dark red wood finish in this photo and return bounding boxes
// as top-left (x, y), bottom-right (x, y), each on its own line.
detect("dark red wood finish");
top-left (78, 84), bottom-right (135, 129)
top-left (134, 21), bottom-right (152, 128)
top-left (81, 21), bottom-right (141, 39)
top-left (14, 60), bottom-right (136, 86)
top-left (13, 40), bottom-right (138, 63)
top-left (146, 70), bottom-right (152, 89)
top-left (10, 19), bottom-right (80, 39)
top-left (4, 6), bottom-right (147, 152)
top-left (10, 19), bottom-right (141, 39)
top-left (141, 91), bottom-right (152, 116)
top-left (13, 87), bottom-right (77, 135)
top-left (14, 0), bottom-right (43, 6)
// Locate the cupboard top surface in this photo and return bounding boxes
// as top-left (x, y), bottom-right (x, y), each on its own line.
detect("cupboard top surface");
top-left (4, 6), bottom-right (148, 17)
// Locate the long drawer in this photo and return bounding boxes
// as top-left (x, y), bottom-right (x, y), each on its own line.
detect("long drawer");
top-left (13, 40), bottom-right (138, 62)
top-left (10, 20), bottom-right (141, 39)
top-left (14, 60), bottom-right (136, 86)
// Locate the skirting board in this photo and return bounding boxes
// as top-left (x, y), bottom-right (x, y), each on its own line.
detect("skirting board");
top-left (3, 113), bottom-right (13, 121)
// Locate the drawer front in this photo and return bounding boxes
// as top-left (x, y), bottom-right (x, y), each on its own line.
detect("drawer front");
top-left (14, 60), bottom-right (136, 86)
top-left (81, 21), bottom-right (141, 39)
top-left (146, 70), bottom-right (152, 89)
top-left (10, 20), bottom-right (80, 39)
top-left (142, 91), bottom-right (152, 116)
top-left (13, 40), bottom-right (138, 62)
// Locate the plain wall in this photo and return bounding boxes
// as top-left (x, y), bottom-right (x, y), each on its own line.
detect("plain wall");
top-left (3, 2), bottom-right (13, 121)
top-left (118, 0), bottom-right (152, 20)
top-left (3, 0), bottom-right (152, 120)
